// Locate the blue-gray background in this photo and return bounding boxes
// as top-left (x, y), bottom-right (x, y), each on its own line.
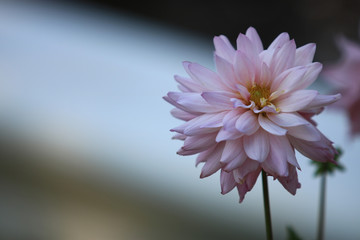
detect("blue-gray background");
top-left (0, 1), bottom-right (359, 239)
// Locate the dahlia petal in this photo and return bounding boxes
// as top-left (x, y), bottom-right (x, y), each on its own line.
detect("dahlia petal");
top-left (258, 114), bottom-right (287, 135)
top-left (196, 145), bottom-right (216, 166)
top-left (261, 135), bottom-right (290, 177)
top-left (200, 142), bottom-right (224, 178)
top-left (170, 108), bottom-right (198, 121)
top-left (234, 50), bottom-right (256, 85)
top-left (167, 92), bottom-right (223, 113)
top-left (233, 158), bottom-right (260, 180)
top-left (172, 133), bottom-right (186, 140)
top-left (270, 39), bottom-right (296, 77)
top-left (185, 112), bottom-right (227, 135)
top-left (294, 43), bottom-right (316, 66)
top-left (188, 62), bottom-right (226, 90)
top-left (222, 109), bottom-right (244, 131)
top-left (258, 62), bottom-right (271, 86)
top-left (272, 66), bottom-right (307, 93)
top-left (295, 62), bottom-right (323, 90)
top-left (267, 112), bottom-right (309, 127)
top-left (252, 106), bottom-right (278, 114)
top-left (277, 164), bottom-right (301, 195)
top-left (181, 133), bottom-right (217, 153)
top-left (214, 55), bottom-right (237, 89)
top-left (174, 74), bottom-right (204, 92)
top-left (235, 84), bottom-right (250, 100)
top-left (243, 129), bottom-right (270, 162)
top-left (220, 170), bottom-right (237, 194)
top-left (235, 110), bottom-right (260, 135)
top-left (275, 90), bottom-right (318, 112)
top-left (303, 93), bottom-right (341, 110)
top-left (236, 33), bottom-right (260, 66)
top-left (268, 32), bottom-right (290, 50)
top-left (171, 112), bottom-right (223, 135)
top-left (245, 27), bottom-right (264, 53)
top-left (216, 128), bottom-right (243, 142)
top-left (237, 167), bottom-right (261, 203)
top-left (201, 91), bottom-right (235, 109)
top-left (214, 35), bottom-right (235, 63)
top-left (287, 124), bottom-right (321, 142)
top-left (288, 134), bottom-right (336, 163)
top-left (231, 98), bottom-right (255, 109)
top-left (220, 139), bottom-right (244, 164)
top-left (221, 140), bottom-right (247, 172)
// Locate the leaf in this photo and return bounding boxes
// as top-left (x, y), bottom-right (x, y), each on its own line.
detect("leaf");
top-left (286, 226), bottom-right (302, 240)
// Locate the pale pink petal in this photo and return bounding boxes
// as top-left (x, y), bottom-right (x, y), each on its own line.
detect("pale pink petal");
top-left (277, 164), bottom-right (301, 195)
top-left (258, 114), bottom-right (287, 135)
top-left (258, 62), bottom-right (271, 86)
top-left (236, 33), bottom-right (260, 67)
top-left (270, 39), bottom-right (296, 77)
top-left (200, 142), bottom-right (225, 178)
top-left (231, 98), bottom-right (255, 109)
top-left (215, 54), bottom-right (237, 89)
top-left (274, 90), bottom-right (318, 112)
top-left (253, 106), bottom-right (278, 114)
top-left (188, 62), bottom-right (227, 90)
top-left (167, 92), bottom-right (223, 113)
top-left (174, 74), bottom-right (204, 92)
top-left (267, 112), bottom-right (309, 127)
top-left (261, 135), bottom-right (291, 177)
top-left (221, 140), bottom-right (247, 172)
top-left (235, 84), bottom-right (250, 100)
top-left (220, 170), bottom-right (237, 194)
top-left (268, 32), bottom-right (290, 50)
top-left (214, 35), bottom-right (235, 63)
top-left (171, 112), bottom-right (223, 135)
top-left (233, 159), bottom-right (260, 180)
top-left (216, 128), bottom-right (243, 142)
top-left (303, 93), bottom-right (341, 110)
top-left (288, 134), bottom-right (337, 163)
top-left (222, 109), bottom-right (244, 131)
top-left (294, 43), bottom-right (316, 66)
top-left (295, 62), bottom-right (323, 90)
top-left (201, 91), bottom-right (235, 109)
top-left (237, 167), bottom-right (262, 203)
top-left (245, 27), bottom-right (264, 53)
top-left (271, 66), bottom-right (307, 93)
top-left (243, 129), bottom-right (270, 162)
top-left (220, 139), bottom-right (244, 164)
top-left (172, 133), bottom-right (186, 140)
top-left (179, 133), bottom-right (217, 155)
top-left (195, 145), bottom-right (216, 166)
top-left (170, 108), bottom-right (198, 121)
top-left (235, 110), bottom-right (260, 135)
top-left (287, 124), bottom-right (321, 142)
top-left (234, 50), bottom-right (256, 85)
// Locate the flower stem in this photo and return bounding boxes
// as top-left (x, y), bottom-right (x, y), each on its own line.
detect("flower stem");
top-left (262, 170), bottom-right (273, 240)
top-left (317, 173), bottom-right (327, 240)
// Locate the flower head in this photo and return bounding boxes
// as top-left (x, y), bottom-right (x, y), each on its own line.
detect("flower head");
top-left (322, 35), bottom-right (360, 136)
top-left (164, 27), bottom-right (340, 202)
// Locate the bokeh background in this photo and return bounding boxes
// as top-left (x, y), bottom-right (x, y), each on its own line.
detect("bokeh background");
top-left (0, 0), bottom-right (359, 239)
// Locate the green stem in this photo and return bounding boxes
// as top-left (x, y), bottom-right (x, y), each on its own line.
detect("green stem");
top-left (317, 173), bottom-right (327, 240)
top-left (262, 170), bottom-right (273, 240)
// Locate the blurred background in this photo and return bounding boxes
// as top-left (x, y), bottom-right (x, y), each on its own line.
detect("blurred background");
top-left (0, 0), bottom-right (359, 239)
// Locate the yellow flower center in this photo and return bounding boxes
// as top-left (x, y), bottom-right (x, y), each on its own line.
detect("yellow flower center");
top-left (249, 85), bottom-right (271, 108)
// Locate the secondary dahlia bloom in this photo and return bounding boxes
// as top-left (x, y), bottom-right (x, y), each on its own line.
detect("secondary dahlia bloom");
top-left (164, 27), bottom-right (340, 202)
top-left (322, 35), bottom-right (360, 136)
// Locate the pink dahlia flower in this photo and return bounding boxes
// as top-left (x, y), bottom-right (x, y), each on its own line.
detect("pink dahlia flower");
top-left (322, 35), bottom-right (360, 136)
top-left (164, 27), bottom-right (340, 202)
